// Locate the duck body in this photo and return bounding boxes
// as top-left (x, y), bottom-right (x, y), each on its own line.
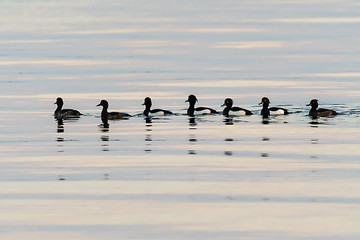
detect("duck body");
top-left (307, 99), bottom-right (337, 117)
top-left (107, 111), bottom-right (131, 119)
top-left (186, 94), bottom-right (217, 116)
top-left (142, 97), bottom-right (173, 117)
top-left (259, 97), bottom-right (289, 117)
top-left (225, 107), bottom-right (252, 116)
top-left (188, 107), bottom-right (217, 116)
top-left (97, 100), bottom-right (131, 120)
top-left (268, 107), bottom-right (289, 115)
top-left (144, 109), bottom-right (173, 116)
top-left (54, 97), bottom-right (81, 118)
top-left (222, 98), bottom-right (252, 117)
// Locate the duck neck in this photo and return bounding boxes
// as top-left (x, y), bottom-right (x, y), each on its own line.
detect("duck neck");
top-left (261, 103), bottom-right (270, 116)
top-left (145, 103), bottom-right (151, 111)
top-left (143, 103), bottom-right (151, 116)
top-left (187, 102), bottom-right (195, 116)
top-left (101, 115), bottom-right (109, 127)
top-left (262, 102), bottom-right (269, 110)
top-left (223, 106), bottom-right (231, 116)
top-left (55, 103), bottom-right (63, 113)
top-left (101, 105), bottom-right (108, 118)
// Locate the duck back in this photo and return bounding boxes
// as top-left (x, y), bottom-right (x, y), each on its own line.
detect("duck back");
top-left (269, 107), bottom-right (289, 115)
top-left (195, 107), bottom-right (217, 115)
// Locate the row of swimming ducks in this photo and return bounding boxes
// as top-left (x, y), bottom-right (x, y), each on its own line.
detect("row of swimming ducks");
top-left (54, 94), bottom-right (338, 119)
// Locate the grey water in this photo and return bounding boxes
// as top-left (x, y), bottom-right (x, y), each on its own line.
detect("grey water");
top-left (0, 1), bottom-right (360, 239)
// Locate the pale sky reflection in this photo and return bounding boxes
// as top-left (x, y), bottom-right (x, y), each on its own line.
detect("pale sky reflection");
top-left (0, 40), bottom-right (59, 44)
top-left (0, 92), bottom-right (182, 100)
top-left (61, 28), bottom-right (265, 35)
top-left (137, 80), bottom-right (359, 89)
top-left (306, 73), bottom-right (360, 77)
top-left (213, 41), bottom-right (285, 49)
top-left (1, 81), bottom-right (358, 100)
top-left (117, 40), bottom-right (194, 47)
top-left (273, 17), bottom-right (360, 23)
top-left (0, 59), bottom-right (126, 66)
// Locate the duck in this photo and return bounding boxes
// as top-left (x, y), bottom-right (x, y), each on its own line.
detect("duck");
top-left (307, 99), bottom-right (337, 117)
top-left (186, 94), bottom-right (218, 116)
top-left (54, 97), bottom-right (81, 118)
top-left (259, 97), bottom-right (289, 117)
top-left (96, 100), bottom-right (131, 119)
top-left (142, 97), bottom-right (172, 116)
top-left (221, 98), bottom-right (252, 117)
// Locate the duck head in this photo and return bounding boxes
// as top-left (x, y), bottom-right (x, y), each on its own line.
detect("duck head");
top-left (221, 98), bottom-right (233, 108)
top-left (307, 99), bottom-right (319, 109)
top-left (97, 100), bottom-right (109, 108)
top-left (142, 97), bottom-right (152, 108)
top-left (259, 97), bottom-right (270, 106)
top-left (54, 97), bottom-right (64, 106)
top-left (185, 94), bottom-right (198, 104)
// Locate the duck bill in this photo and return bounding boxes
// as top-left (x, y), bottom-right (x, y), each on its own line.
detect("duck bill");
top-left (221, 103), bottom-right (226, 107)
top-left (96, 103), bottom-right (101, 106)
top-left (258, 102), bottom-right (262, 105)
top-left (185, 100), bottom-right (189, 102)
top-left (306, 103), bottom-right (311, 106)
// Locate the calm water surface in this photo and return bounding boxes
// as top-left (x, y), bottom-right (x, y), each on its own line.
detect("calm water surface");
top-left (0, 1), bottom-right (360, 239)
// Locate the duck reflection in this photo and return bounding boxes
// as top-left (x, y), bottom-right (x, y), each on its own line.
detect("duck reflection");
top-left (189, 117), bottom-right (197, 129)
top-left (261, 115), bottom-right (288, 125)
top-left (55, 115), bottom-right (81, 133)
top-left (261, 136), bottom-right (270, 158)
top-left (54, 117), bottom-right (65, 152)
top-left (56, 137), bottom-right (64, 152)
top-left (101, 135), bottom-right (109, 142)
top-left (262, 115), bottom-right (270, 125)
top-left (56, 118), bottom-right (64, 133)
top-left (188, 117), bottom-right (197, 155)
top-left (145, 116), bottom-right (152, 125)
top-left (189, 134), bottom-right (197, 144)
top-left (144, 117), bottom-right (152, 153)
top-left (58, 175), bottom-right (66, 181)
top-left (224, 151), bottom-right (232, 156)
top-left (311, 139), bottom-right (319, 144)
top-left (309, 138), bottom-right (319, 160)
top-left (99, 116), bottom-right (109, 132)
top-left (223, 117), bottom-right (234, 125)
top-left (224, 138), bottom-right (233, 156)
top-left (188, 150), bottom-right (196, 155)
top-left (308, 115), bottom-right (334, 127)
top-left (104, 173), bottom-right (110, 180)
top-left (99, 117), bottom-right (109, 151)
